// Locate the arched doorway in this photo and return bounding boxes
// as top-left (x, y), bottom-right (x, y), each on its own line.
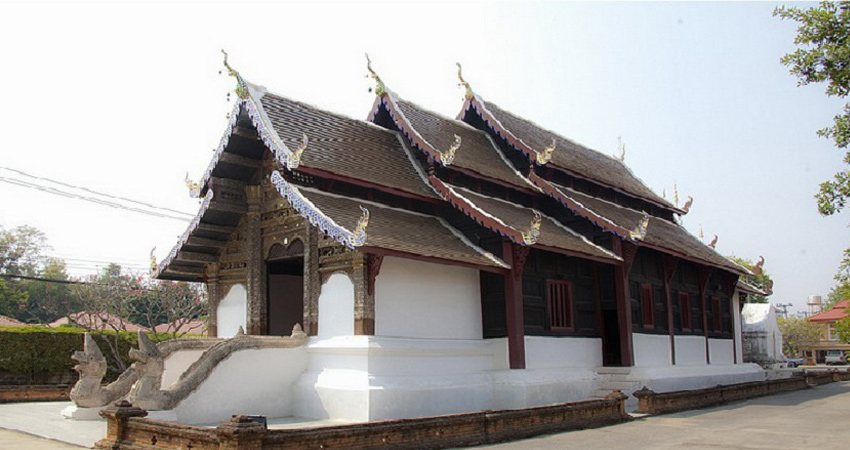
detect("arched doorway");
top-left (266, 240), bottom-right (305, 336)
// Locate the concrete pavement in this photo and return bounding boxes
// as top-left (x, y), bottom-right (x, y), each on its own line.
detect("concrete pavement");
top-left (463, 381), bottom-right (850, 450)
top-left (2, 382), bottom-right (849, 449)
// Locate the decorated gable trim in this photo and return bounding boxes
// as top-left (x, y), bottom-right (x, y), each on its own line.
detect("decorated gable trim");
top-left (153, 189), bottom-right (215, 278)
top-left (270, 171), bottom-right (368, 249)
top-left (461, 95), bottom-right (682, 215)
top-left (368, 93), bottom-right (458, 166)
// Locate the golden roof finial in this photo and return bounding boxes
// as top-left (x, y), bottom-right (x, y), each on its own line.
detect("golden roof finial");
top-left (184, 173), bottom-right (201, 198)
top-left (699, 223), bottom-right (704, 239)
top-left (221, 50), bottom-right (248, 100)
top-left (521, 210), bottom-right (542, 245)
top-left (682, 196), bottom-right (694, 213)
top-left (709, 235), bottom-right (718, 249)
top-left (349, 206), bottom-right (370, 247)
top-left (618, 136), bottom-right (626, 162)
top-left (439, 134), bottom-right (462, 165)
top-left (536, 138), bottom-right (556, 165)
top-left (752, 255), bottom-right (765, 276)
top-left (365, 53), bottom-right (386, 96)
top-left (629, 215), bottom-right (650, 241)
top-left (673, 181), bottom-right (679, 206)
top-left (456, 62), bottom-right (474, 100)
top-left (149, 247), bottom-right (157, 273)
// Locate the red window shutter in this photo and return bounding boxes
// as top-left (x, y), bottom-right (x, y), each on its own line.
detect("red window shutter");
top-left (679, 292), bottom-right (691, 330)
top-left (546, 280), bottom-right (573, 331)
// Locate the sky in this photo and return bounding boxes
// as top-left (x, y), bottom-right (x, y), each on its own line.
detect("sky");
top-left (0, 1), bottom-right (845, 315)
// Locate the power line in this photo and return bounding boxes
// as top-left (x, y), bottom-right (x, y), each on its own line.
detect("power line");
top-left (0, 273), bottom-right (89, 285)
top-left (0, 166), bottom-right (195, 219)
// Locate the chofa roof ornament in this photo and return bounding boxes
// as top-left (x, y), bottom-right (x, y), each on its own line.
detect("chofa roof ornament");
top-left (184, 173), bottom-right (202, 198)
top-left (629, 215), bottom-right (650, 241)
top-left (221, 50), bottom-right (248, 100)
top-left (350, 206), bottom-right (370, 247)
top-left (520, 210), bottom-right (542, 245)
top-left (439, 135), bottom-right (462, 165)
top-left (456, 62), bottom-right (474, 101)
top-left (752, 255), bottom-right (765, 276)
top-left (366, 53), bottom-right (386, 97)
top-left (709, 235), bottom-right (718, 249)
top-left (291, 133), bottom-right (309, 167)
top-left (536, 139), bottom-right (556, 165)
top-left (682, 196), bottom-right (694, 214)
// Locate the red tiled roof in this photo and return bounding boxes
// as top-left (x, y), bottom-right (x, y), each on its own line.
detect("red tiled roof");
top-left (0, 315), bottom-right (26, 327)
top-left (50, 312), bottom-right (147, 331)
top-left (154, 319), bottom-right (206, 335)
top-left (809, 300), bottom-right (850, 323)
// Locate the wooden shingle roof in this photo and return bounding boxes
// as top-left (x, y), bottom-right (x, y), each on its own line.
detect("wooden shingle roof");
top-left (464, 96), bottom-right (676, 211)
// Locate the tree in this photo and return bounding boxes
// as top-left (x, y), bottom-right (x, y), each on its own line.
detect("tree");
top-left (71, 265), bottom-right (207, 373)
top-left (776, 2), bottom-right (850, 293)
top-left (834, 316), bottom-right (850, 343)
top-left (778, 317), bottom-right (825, 358)
top-left (728, 256), bottom-right (772, 303)
top-left (0, 225), bottom-right (48, 318)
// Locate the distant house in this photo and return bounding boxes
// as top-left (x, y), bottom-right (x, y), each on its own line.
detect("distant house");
top-left (153, 319), bottom-right (206, 335)
top-left (49, 311), bottom-right (147, 332)
top-left (0, 315), bottom-right (27, 327)
top-left (806, 299), bottom-right (850, 364)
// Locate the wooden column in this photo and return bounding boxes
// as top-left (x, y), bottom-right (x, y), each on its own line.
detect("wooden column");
top-left (303, 227), bottom-right (319, 336)
top-left (206, 263), bottom-right (221, 338)
top-left (244, 185), bottom-right (266, 335)
top-left (502, 240), bottom-right (528, 369)
top-left (698, 266), bottom-right (712, 364)
top-left (611, 239), bottom-right (637, 367)
top-left (661, 256), bottom-right (678, 365)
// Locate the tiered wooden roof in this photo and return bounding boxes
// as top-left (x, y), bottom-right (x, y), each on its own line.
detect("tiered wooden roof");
top-left (156, 58), bottom-right (747, 281)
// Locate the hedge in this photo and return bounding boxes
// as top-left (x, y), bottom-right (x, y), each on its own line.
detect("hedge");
top-left (0, 326), bottom-right (173, 385)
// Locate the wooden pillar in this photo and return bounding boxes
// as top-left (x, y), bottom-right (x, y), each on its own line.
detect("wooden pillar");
top-left (206, 263), bottom-right (221, 338)
top-left (611, 239), bottom-right (637, 367)
top-left (698, 266), bottom-right (712, 364)
top-left (661, 256), bottom-right (678, 365)
top-left (303, 227), bottom-right (319, 336)
top-left (245, 185), bottom-right (266, 335)
top-left (502, 240), bottom-right (528, 369)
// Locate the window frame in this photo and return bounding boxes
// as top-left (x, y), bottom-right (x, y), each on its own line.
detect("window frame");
top-left (679, 291), bottom-right (692, 331)
top-left (545, 279), bottom-right (575, 332)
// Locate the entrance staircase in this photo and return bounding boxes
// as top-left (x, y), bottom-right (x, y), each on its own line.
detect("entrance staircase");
top-left (594, 367), bottom-right (642, 406)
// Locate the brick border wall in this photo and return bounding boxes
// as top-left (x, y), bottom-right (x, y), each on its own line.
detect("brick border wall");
top-left (633, 372), bottom-right (850, 415)
top-left (0, 385), bottom-right (71, 403)
top-left (96, 393), bottom-right (630, 450)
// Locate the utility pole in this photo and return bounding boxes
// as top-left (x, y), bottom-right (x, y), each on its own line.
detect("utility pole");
top-left (775, 303), bottom-right (792, 319)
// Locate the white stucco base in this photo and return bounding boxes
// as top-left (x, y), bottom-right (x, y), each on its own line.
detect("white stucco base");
top-left (166, 347), bottom-right (308, 424)
top-left (709, 338), bottom-right (735, 365)
top-left (633, 333), bottom-right (672, 367)
top-left (674, 335), bottom-right (707, 366)
top-left (628, 363), bottom-right (765, 394)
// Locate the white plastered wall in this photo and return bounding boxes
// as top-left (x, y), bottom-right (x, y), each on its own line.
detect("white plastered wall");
top-left (169, 347), bottom-right (308, 424)
top-left (524, 336), bottom-right (602, 369)
top-left (318, 272), bottom-right (354, 338)
top-left (161, 349), bottom-right (207, 388)
top-left (217, 284), bottom-right (246, 338)
top-left (674, 335), bottom-right (707, 366)
top-left (709, 338), bottom-right (735, 365)
top-left (733, 291), bottom-right (744, 363)
top-left (633, 333), bottom-right (672, 367)
top-left (374, 257), bottom-right (482, 340)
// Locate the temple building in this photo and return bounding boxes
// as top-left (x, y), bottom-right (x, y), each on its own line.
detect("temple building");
top-left (149, 56), bottom-right (763, 423)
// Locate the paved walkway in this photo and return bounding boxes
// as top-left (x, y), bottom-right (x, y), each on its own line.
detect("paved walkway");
top-left (2, 382), bottom-right (849, 449)
top-left (464, 381), bottom-right (850, 450)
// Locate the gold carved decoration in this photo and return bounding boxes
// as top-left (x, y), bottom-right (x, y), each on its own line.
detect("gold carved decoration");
top-left (456, 62), bottom-right (474, 100)
top-left (682, 196), bottom-right (694, 213)
top-left (520, 210), bottom-right (542, 246)
top-left (709, 235), bottom-right (718, 249)
top-left (365, 54), bottom-right (386, 97)
top-left (291, 133), bottom-right (309, 167)
top-left (439, 135), bottom-right (462, 166)
top-left (184, 173), bottom-right (202, 198)
top-left (629, 215), bottom-right (650, 241)
top-left (221, 50), bottom-right (248, 100)
top-left (536, 139), bottom-right (556, 165)
top-left (349, 206), bottom-right (370, 247)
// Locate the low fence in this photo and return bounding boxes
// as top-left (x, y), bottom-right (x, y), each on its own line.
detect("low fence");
top-left (96, 393), bottom-right (630, 450)
top-left (633, 371), bottom-right (850, 415)
top-left (0, 384), bottom-right (71, 403)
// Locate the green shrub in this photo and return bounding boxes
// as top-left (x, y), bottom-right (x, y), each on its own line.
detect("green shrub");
top-left (0, 326), bottom-right (172, 385)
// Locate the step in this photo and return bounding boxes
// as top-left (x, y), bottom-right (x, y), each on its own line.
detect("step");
top-left (599, 380), bottom-right (641, 391)
top-left (596, 367), bottom-right (632, 375)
